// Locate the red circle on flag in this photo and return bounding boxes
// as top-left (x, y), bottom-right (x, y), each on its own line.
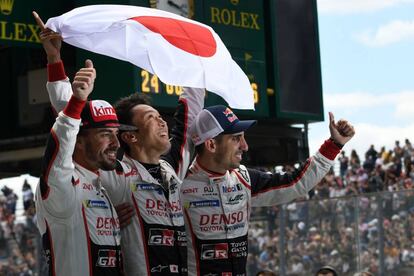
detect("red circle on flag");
top-left (130, 16), bottom-right (217, 57)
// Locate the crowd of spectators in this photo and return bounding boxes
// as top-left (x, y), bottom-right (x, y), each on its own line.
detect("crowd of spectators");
top-left (1, 140), bottom-right (414, 275)
top-left (248, 139), bottom-right (414, 275)
top-left (0, 180), bottom-right (37, 275)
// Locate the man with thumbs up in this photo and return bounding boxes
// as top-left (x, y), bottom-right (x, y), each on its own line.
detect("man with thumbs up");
top-left (180, 106), bottom-right (355, 275)
top-left (35, 57), bottom-right (124, 275)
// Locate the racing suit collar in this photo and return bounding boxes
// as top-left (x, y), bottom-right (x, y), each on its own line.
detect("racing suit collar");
top-left (74, 161), bottom-right (99, 177)
top-left (74, 161), bottom-right (101, 188)
top-left (128, 156), bottom-right (164, 186)
top-left (193, 157), bottom-right (228, 179)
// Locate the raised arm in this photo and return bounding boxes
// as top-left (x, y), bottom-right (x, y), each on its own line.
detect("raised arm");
top-left (34, 11), bottom-right (72, 113)
top-left (247, 112), bottom-right (355, 206)
top-left (38, 60), bottom-right (95, 217)
top-left (162, 87), bottom-right (205, 180)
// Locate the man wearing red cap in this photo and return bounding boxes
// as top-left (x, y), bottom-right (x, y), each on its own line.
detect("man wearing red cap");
top-left (35, 60), bottom-right (124, 275)
top-left (181, 105), bottom-right (355, 275)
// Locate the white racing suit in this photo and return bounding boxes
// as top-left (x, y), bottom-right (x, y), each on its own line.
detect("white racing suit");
top-left (36, 96), bottom-right (123, 276)
top-left (180, 140), bottom-right (341, 276)
top-left (45, 61), bottom-right (204, 275)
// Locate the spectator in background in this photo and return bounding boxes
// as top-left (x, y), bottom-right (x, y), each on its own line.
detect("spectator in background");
top-left (394, 140), bottom-right (404, 160)
top-left (403, 138), bottom-right (413, 175)
top-left (382, 149), bottom-right (393, 164)
top-left (368, 165), bottom-right (384, 192)
top-left (350, 150), bottom-right (361, 170)
top-left (364, 145), bottom-right (378, 171)
top-left (403, 139), bottom-right (412, 161)
top-left (21, 180), bottom-right (33, 212)
top-left (248, 138), bottom-right (414, 275)
top-left (365, 145), bottom-right (377, 164)
top-left (1, 186), bottom-right (18, 215)
top-left (339, 150), bottom-right (349, 178)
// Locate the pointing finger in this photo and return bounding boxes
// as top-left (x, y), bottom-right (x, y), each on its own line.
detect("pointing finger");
top-left (32, 11), bottom-right (46, 31)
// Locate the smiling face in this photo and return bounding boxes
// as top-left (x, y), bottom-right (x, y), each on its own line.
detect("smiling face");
top-left (77, 127), bottom-right (120, 171)
top-left (212, 132), bottom-right (249, 170)
top-left (130, 104), bottom-right (171, 154)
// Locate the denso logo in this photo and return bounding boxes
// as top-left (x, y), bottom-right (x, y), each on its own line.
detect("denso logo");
top-left (96, 217), bottom-right (119, 230)
top-left (221, 184), bottom-right (242, 193)
top-left (201, 243), bottom-right (228, 260)
top-left (96, 249), bottom-right (117, 267)
top-left (148, 229), bottom-right (174, 246)
top-left (146, 199), bottom-right (181, 212)
top-left (199, 211), bottom-right (244, 225)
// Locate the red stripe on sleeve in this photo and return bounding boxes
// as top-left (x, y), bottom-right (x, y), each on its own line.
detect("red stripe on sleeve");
top-left (42, 129), bottom-right (60, 200)
top-left (234, 170), bottom-right (251, 190)
top-left (47, 61), bottom-right (67, 82)
top-left (63, 96), bottom-right (86, 120)
top-left (184, 209), bottom-right (201, 276)
top-left (45, 220), bottom-right (56, 276)
top-left (253, 159), bottom-right (312, 196)
top-left (318, 139), bottom-right (341, 161)
top-left (81, 206), bottom-right (93, 276)
top-left (131, 195), bottom-right (151, 275)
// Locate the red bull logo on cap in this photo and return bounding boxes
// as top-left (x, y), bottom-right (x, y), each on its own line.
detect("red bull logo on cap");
top-left (223, 108), bottom-right (237, 123)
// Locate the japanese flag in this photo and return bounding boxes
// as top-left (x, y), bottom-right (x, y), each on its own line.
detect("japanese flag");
top-left (45, 5), bottom-right (254, 109)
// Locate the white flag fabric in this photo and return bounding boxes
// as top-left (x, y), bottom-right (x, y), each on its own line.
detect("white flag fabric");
top-left (45, 5), bottom-right (254, 109)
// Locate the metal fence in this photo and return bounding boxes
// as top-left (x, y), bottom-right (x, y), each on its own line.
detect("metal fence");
top-left (2, 190), bottom-right (414, 275)
top-left (248, 189), bottom-right (414, 275)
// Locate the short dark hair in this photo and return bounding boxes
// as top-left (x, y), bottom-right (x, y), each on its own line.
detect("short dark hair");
top-left (315, 266), bottom-right (338, 276)
top-left (113, 93), bottom-right (151, 154)
top-left (194, 135), bottom-right (224, 156)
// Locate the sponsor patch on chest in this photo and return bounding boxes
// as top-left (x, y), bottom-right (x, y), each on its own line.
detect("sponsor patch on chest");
top-left (83, 200), bottom-right (109, 209)
top-left (131, 183), bottom-right (163, 195)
